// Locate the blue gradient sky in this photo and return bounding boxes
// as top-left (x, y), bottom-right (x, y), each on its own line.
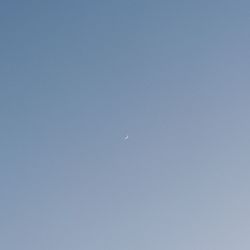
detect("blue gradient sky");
top-left (1, 1), bottom-right (250, 249)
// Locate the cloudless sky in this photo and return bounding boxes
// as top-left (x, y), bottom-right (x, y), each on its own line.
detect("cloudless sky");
top-left (1, 0), bottom-right (250, 249)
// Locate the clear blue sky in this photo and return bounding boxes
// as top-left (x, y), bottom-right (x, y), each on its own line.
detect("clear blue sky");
top-left (1, 0), bottom-right (250, 249)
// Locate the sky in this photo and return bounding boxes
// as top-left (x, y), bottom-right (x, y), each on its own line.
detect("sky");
top-left (1, 0), bottom-right (250, 249)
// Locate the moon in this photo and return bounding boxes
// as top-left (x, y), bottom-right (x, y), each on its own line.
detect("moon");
top-left (124, 135), bottom-right (129, 140)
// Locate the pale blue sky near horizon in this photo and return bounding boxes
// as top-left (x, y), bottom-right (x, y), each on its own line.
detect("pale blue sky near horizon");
top-left (1, 1), bottom-right (250, 249)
